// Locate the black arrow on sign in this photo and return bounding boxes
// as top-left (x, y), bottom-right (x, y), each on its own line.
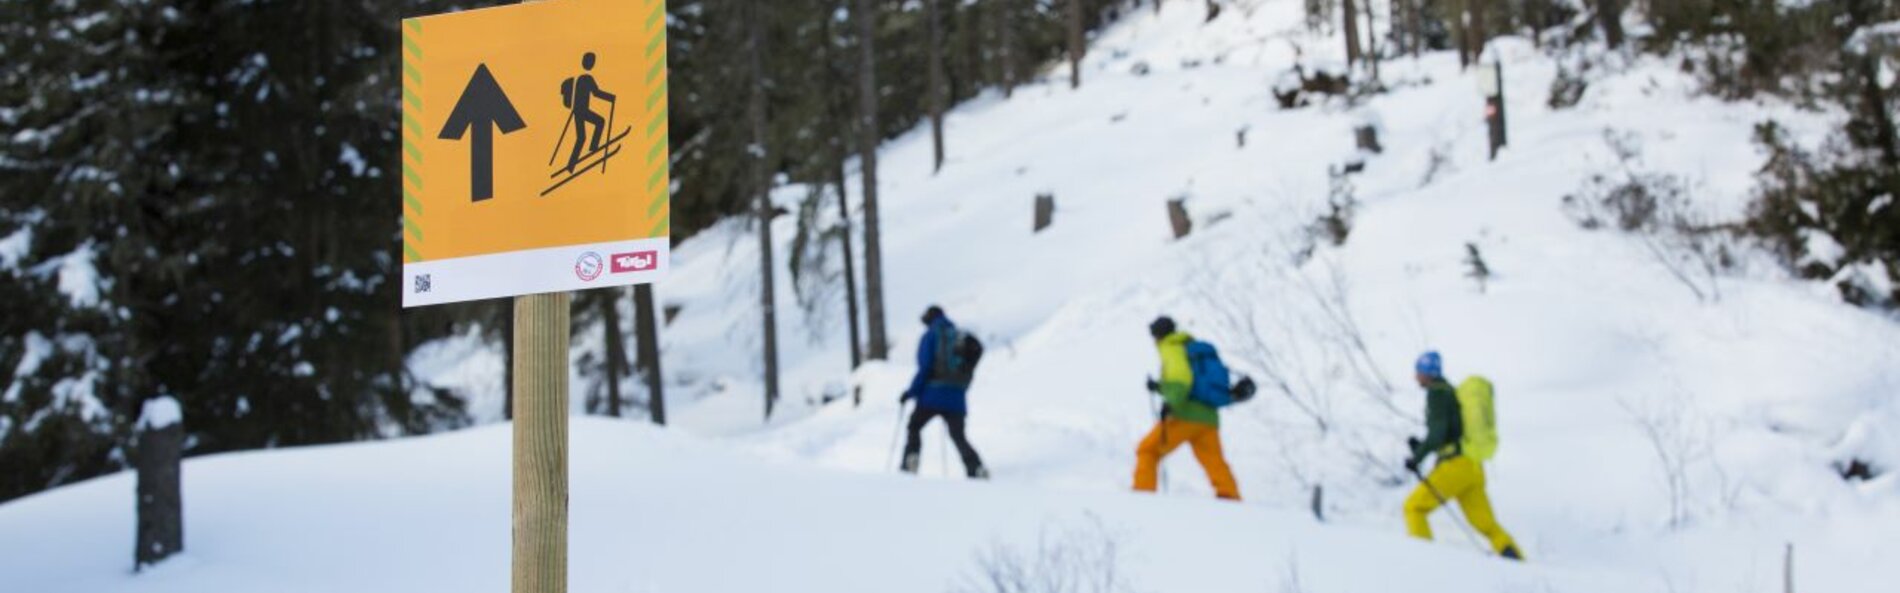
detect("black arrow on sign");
top-left (438, 64), bottom-right (526, 202)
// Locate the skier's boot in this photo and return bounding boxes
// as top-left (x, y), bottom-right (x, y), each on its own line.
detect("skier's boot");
top-left (1500, 545), bottom-right (1524, 561)
top-left (900, 452), bottom-right (920, 474)
top-left (968, 466), bottom-right (990, 480)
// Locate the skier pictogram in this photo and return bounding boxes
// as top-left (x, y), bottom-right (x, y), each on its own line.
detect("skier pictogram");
top-left (544, 51), bottom-right (632, 197)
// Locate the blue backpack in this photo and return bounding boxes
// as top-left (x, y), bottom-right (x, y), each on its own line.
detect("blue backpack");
top-left (1185, 340), bottom-right (1235, 407)
top-left (929, 327), bottom-right (983, 389)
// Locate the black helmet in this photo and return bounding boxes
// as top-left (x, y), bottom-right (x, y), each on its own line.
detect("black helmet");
top-left (921, 305), bottom-right (945, 325)
top-left (1149, 316), bottom-right (1176, 340)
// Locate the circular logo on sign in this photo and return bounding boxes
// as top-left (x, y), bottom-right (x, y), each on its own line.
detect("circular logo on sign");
top-left (574, 252), bottom-right (605, 282)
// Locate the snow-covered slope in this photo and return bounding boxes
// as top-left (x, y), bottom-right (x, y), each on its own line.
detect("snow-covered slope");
top-left (3, 420), bottom-right (1646, 593)
top-left (7, 2), bottom-right (1900, 592)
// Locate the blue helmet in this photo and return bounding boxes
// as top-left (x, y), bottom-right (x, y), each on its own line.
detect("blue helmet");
top-left (1415, 351), bottom-right (1444, 378)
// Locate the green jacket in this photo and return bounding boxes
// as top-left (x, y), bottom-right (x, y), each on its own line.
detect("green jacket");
top-left (1410, 377), bottom-right (1463, 466)
top-left (1156, 332), bottom-right (1218, 427)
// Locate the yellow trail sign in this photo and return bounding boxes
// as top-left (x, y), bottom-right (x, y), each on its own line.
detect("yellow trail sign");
top-left (401, 0), bottom-right (669, 307)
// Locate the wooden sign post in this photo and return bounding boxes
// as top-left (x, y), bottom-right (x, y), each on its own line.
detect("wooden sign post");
top-left (513, 292), bottom-right (570, 593)
top-left (399, 1), bottom-right (669, 591)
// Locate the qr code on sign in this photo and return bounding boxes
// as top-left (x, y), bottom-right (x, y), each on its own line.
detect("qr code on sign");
top-left (414, 274), bottom-right (432, 294)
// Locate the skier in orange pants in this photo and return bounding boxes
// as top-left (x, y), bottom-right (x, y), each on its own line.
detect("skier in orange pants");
top-left (1132, 316), bottom-right (1241, 501)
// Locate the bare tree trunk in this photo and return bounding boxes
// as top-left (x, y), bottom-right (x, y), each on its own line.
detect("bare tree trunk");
top-left (959, 1), bottom-right (981, 97)
top-left (1343, 0), bottom-right (1363, 68)
top-left (1364, 0), bottom-right (1381, 81)
top-left (601, 292), bottom-right (625, 417)
top-left (388, 315), bottom-right (406, 416)
top-left (927, 0), bottom-right (947, 173)
top-left (1407, 0), bottom-right (1422, 57)
top-left (134, 401), bottom-right (183, 571)
top-left (1455, 0), bottom-right (1472, 68)
top-left (1531, 1), bottom-right (1543, 49)
top-left (1469, 0), bottom-right (1488, 63)
top-left (1598, 0), bottom-right (1624, 49)
top-left (633, 284), bottom-right (665, 425)
top-left (821, 7), bottom-right (867, 372)
top-left (502, 299), bottom-right (514, 420)
top-left (856, 0), bottom-right (892, 361)
top-left (748, 0), bottom-right (781, 420)
top-left (998, 0), bottom-right (1016, 98)
top-left (835, 163), bottom-right (865, 369)
top-left (1068, 0), bottom-right (1085, 89)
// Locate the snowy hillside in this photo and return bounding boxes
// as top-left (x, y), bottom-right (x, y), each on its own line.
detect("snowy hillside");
top-left (1, 420), bottom-right (1645, 593)
top-left (7, 1), bottom-right (1900, 592)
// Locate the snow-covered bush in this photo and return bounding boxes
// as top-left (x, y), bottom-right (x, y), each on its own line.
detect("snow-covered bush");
top-left (1309, 167), bottom-right (1358, 249)
top-left (951, 515), bottom-right (1135, 593)
top-left (1747, 122), bottom-right (1900, 308)
top-left (1191, 241), bottom-right (1415, 515)
top-left (1563, 130), bottom-right (1734, 303)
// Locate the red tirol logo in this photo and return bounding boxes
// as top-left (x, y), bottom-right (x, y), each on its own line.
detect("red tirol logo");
top-left (611, 251), bottom-right (659, 274)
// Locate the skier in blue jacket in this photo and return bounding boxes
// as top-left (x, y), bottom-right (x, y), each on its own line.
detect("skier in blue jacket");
top-left (900, 306), bottom-right (989, 479)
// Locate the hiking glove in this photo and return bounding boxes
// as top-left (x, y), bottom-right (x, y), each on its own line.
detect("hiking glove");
top-left (1406, 436), bottom-right (1421, 451)
top-left (1403, 457), bottom-right (1420, 474)
top-left (900, 391), bottom-right (916, 404)
top-left (1145, 377), bottom-right (1159, 393)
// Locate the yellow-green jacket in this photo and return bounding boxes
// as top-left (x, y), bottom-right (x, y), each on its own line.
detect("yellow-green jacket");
top-left (1157, 332), bottom-right (1219, 427)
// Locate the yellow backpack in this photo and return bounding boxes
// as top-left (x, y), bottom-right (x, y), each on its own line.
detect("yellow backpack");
top-left (1456, 376), bottom-right (1499, 462)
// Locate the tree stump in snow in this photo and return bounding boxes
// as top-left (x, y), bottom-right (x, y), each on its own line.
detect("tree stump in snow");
top-left (135, 397), bottom-right (184, 570)
top-left (1167, 198), bottom-right (1192, 240)
top-left (1355, 124), bottom-right (1383, 154)
top-left (1034, 193), bottom-right (1055, 233)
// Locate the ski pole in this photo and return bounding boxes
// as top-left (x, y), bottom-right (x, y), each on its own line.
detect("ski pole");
top-left (1148, 379), bottom-right (1168, 493)
top-left (602, 97), bottom-right (616, 174)
top-left (1410, 466), bottom-right (1490, 554)
top-left (887, 399), bottom-right (908, 471)
top-left (548, 112), bottom-right (575, 168)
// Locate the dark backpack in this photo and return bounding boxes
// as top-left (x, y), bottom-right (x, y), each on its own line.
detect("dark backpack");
top-left (931, 328), bottom-right (984, 388)
top-left (1185, 340), bottom-right (1245, 408)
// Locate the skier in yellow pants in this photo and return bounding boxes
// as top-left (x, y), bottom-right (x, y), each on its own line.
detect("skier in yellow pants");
top-left (1403, 351), bottom-right (1523, 560)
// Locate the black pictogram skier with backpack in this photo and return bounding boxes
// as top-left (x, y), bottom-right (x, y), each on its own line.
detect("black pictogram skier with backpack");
top-left (545, 52), bottom-right (631, 196)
